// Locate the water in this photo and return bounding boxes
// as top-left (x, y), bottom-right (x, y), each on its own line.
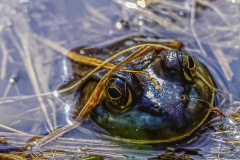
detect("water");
top-left (0, 0), bottom-right (239, 159)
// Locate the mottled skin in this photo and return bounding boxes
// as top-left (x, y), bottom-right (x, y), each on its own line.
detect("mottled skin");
top-left (70, 36), bottom-right (216, 143)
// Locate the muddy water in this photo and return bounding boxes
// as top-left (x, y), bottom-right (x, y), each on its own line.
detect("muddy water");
top-left (0, 0), bottom-right (239, 159)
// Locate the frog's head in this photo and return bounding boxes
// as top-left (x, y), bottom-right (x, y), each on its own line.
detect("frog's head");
top-left (77, 49), bottom-right (214, 143)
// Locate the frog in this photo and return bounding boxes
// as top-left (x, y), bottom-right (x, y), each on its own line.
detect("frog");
top-left (62, 35), bottom-right (216, 143)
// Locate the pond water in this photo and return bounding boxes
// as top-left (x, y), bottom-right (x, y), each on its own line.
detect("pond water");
top-left (0, 0), bottom-right (240, 159)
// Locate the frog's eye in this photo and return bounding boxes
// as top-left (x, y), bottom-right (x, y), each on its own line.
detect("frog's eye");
top-left (105, 78), bottom-right (133, 114)
top-left (187, 56), bottom-right (196, 69)
top-left (107, 87), bottom-right (121, 99)
top-left (183, 55), bottom-right (196, 82)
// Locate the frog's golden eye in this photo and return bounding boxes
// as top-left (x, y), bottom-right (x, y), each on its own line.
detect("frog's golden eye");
top-left (105, 78), bottom-right (133, 114)
top-left (183, 55), bottom-right (196, 82)
top-left (187, 56), bottom-right (195, 69)
top-left (107, 86), bottom-right (122, 99)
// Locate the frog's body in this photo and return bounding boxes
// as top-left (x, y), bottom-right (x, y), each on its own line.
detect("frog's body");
top-left (68, 35), bottom-right (216, 143)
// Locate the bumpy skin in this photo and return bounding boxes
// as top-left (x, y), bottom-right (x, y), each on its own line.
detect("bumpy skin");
top-left (71, 36), bottom-right (215, 143)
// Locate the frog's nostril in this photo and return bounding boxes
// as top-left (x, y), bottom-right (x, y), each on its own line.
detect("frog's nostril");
top-left (181, 94), bottom-right (190, 108)
top-left (149, 105), bottom-right (163, 116)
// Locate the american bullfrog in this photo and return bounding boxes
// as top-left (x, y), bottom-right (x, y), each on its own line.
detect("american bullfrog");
top-left (64, 35), bottom-right (216, 143)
